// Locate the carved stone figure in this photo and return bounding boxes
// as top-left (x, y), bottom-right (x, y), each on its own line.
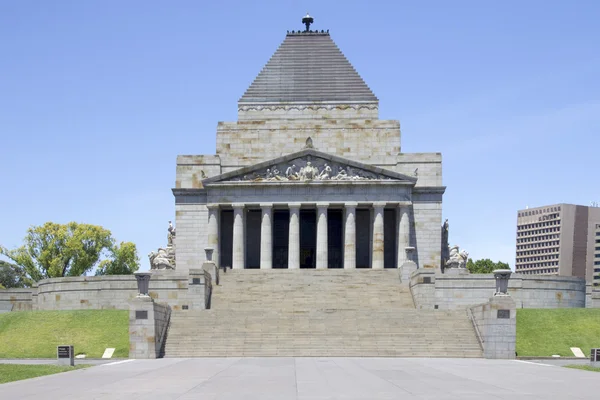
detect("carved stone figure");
top-left (286, 164), bottom-right (298, 179)
top-left (299, 161), bottom-right (319, 180)
top-left (168, 221), bottom-right (176, 246)
top-left (149, 248), bottom-right (175, 270)
top-left (445, 245), bottom-right (468, 270)
top-left (304, 136), bottom-right (314, 148)
top-left (319, 163), bottom-right (332, 180)
top-left (234, 157), bottom-right (390, 182)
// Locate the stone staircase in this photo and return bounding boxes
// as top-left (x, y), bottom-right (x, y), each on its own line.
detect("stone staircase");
top-left (163, 270), bottom-right (482, 357)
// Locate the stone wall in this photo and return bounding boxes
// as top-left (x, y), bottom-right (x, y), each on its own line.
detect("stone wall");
top-left (411, 271), bottom-right (587, 309)
top-left (411, 194), bottom-right (443, 270)
top-left (128, 297), bottom-right (171, 359)
top-left (0, 288), bottom-right (36, 312)
top-left (215, 119), bottom-right (401, 168)
top-left (175, 203), bottom-right (208, 272)
top-left (586, 283), bottom-right (600, 308)
top-left (470, 295), bottom-right (516, 359)
top-left (24, 271), bottom-right (208, 311)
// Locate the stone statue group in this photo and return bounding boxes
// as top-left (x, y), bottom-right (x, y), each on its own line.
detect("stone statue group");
top-left (242, 161), bottom-right (380, 182)
top-left (148, 221), bottom-right (177, 270)
top-left (441, 219), bottom-right (469, 272)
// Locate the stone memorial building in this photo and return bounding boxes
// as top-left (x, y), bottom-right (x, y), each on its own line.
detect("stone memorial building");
top-left (173, 19), bottom-right (444, 272)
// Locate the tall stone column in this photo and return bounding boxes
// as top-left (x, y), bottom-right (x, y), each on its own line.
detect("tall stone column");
top-left (232, 203), bottom-right (245, 270)
top-left (372, 202), bottom-right (386, 269)
top-left (397, 205), bottom-right (410, 268)
top-left (288, 203), bottom-right (301, 269)
top-left (316, 203), bottom-right (329, 269)
top-left (344, 202), bottom-right (357, 269)
top-left (260, 203), bottom-right (273, 269)
top-left (207, 204), bottom-right (220, 268)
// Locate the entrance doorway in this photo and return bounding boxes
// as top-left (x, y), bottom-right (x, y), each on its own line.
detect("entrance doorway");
top-left (300, 210), bottom-right (316, 268)
top-left (328, 209), bottom-right (343, 268)
top-left (272, 210), bottom-right (289, 268)
top-left (219, 210), bottom-right (233, 269)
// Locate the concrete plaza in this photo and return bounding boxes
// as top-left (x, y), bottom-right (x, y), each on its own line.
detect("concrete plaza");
top-left (1, 358), bottom-right (599, 399)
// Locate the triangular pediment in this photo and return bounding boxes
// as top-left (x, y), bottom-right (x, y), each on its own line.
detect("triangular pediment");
top-left (203, 149), bottom-right (417, 184)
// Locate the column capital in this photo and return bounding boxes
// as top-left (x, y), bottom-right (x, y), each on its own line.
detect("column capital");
top-left (232, 203), bottom-right (245, 209)
top-left (207, 203), bottom-right (220, 210)
top-left (344, 202), bottom-right (358, 208)
top-left (397, 201), bottom-right (412, 207)
top-left (316, 202), bottom-right (330, 209)
top-left (372, 202), bottom-right (387, 209)
top-left (288, 202), bottom-right (302, 210)
top-left (259, 203), bottom-right (273, 209)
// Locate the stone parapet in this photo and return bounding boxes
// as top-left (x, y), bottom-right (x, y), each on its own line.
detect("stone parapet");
top-left (470, 296), bottom-right (516, 359)
top-left (128, 297), bottom-right (171, 359)
top-left (0, 288), bottom-right (36, 312)
top-left (410, 271), bottom-right (587, 309)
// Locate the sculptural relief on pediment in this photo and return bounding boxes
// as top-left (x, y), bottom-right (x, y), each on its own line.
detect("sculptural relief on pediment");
top-left (227, 156), bottom-right (393, 182)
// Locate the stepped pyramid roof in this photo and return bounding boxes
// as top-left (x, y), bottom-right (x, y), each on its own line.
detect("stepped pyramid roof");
top-left (239, 31), bottom-right (378, 104)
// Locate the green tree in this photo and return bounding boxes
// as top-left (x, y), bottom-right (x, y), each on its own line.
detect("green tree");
top-left (0, 260), bottom-right (28, 288)
top-left (466, 258), bottom-right (510, 274)
top-left (0, 222), bottom-right (138, 283)
top-left (95, 241), bottom-right (140, 276)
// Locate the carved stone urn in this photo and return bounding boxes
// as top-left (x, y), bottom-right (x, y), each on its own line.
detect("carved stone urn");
top-left (493, 269), bottom-right (512, 296)
top-left (205, 247), bottom-right (214, 262)
top-left (134, 272), bottom-right (152, 297)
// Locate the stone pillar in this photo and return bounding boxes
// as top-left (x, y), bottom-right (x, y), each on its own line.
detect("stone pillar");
top-left (232, 203), bottom-right (245, 269)
top-left (288, 203), bottom-right (301, 269)
top-left (344, 202), bottom-right (357, 269)
top-left (316, 203), bottom-right (329, 269)
top-left (260, 204), bottom-right (273, 269)
top-left (372, 202), bottom-right (386, 269)
top-left (207, 204), bottom-right (219, 268)
top-left (397, 205), bottom-right (410, 268)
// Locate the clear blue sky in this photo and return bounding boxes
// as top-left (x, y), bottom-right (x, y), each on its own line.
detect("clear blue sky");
top-left (1, 1), bottom-right (598, 271)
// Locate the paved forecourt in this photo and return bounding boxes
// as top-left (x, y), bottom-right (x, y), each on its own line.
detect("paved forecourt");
top-left (1, 358), bottom-right (600, 399)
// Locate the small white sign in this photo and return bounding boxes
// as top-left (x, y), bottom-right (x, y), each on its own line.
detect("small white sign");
top-left (551, 355), bottom-right (561, 358)
top-left (75, 354), bottom-right (86, 359)
top-left (102, 348), bottom-right (116, 359)
top-left (571, 347), bottom-right (586, 358)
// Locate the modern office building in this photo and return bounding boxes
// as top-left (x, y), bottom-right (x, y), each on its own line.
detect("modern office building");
top-left (515, 204), bottom-right (600, 283)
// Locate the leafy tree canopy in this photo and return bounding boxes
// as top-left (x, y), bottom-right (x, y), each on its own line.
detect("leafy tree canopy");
top-left (95, 241), bottom-right (140, 276)
top-left (1, 222), bottom-right (139, 284)
top-left (466, 258), bottom-right (510, 274)
top-left (0, 260), bottom-right (28, 288)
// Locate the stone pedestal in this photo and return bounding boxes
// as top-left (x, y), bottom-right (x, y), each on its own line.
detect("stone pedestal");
top-left (189, 269), bottom-right (211, 309)
top-left (202, 247), bottom-right (219, 286)
top-left (399, 246), bottom-right (417, 282)
top-left (129, 296), bottom-right (171, 359)
top-left (470, 295), bottom-right (516, 359)
top-left (444, 268), bottom-right (470, 276)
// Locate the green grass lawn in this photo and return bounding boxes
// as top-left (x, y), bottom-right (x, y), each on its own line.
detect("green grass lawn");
top-left (0, 310), bottom-right (129, 359)
top-left (517, 309), bottom-right (600, 357)
top-left (0, 364), bottom-right (90, 384)
top-left (565, 365), bottom-right (600, 373)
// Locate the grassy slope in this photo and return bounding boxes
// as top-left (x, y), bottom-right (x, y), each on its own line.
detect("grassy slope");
top-left (0, 364), bottom-right (90, 384)
top-left (0, 310), bottom-right (129, 358)
top-left (517, 309), bottom-right (600, 357)
top-left (565, 365), bottom-right (600, 372)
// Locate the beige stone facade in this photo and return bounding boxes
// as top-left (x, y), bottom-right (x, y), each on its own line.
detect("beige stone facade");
top-left (173, 30), bottom-right (444, 273)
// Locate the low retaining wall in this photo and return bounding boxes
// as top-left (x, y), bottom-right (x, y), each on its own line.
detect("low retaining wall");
top-left (129, 297), bottom-right (171, 359)
top-left (0, 288), bottom-right (36, 312)
top-left (411, 270), bottom-right (587, 309)
top-left (0, 270), bottom-right (212, 312)
top-left (586, 283), bottom-right (600, 308)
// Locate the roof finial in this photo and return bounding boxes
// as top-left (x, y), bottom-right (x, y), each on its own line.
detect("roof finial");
top-left (302, 12), bottom-right (313, 32)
